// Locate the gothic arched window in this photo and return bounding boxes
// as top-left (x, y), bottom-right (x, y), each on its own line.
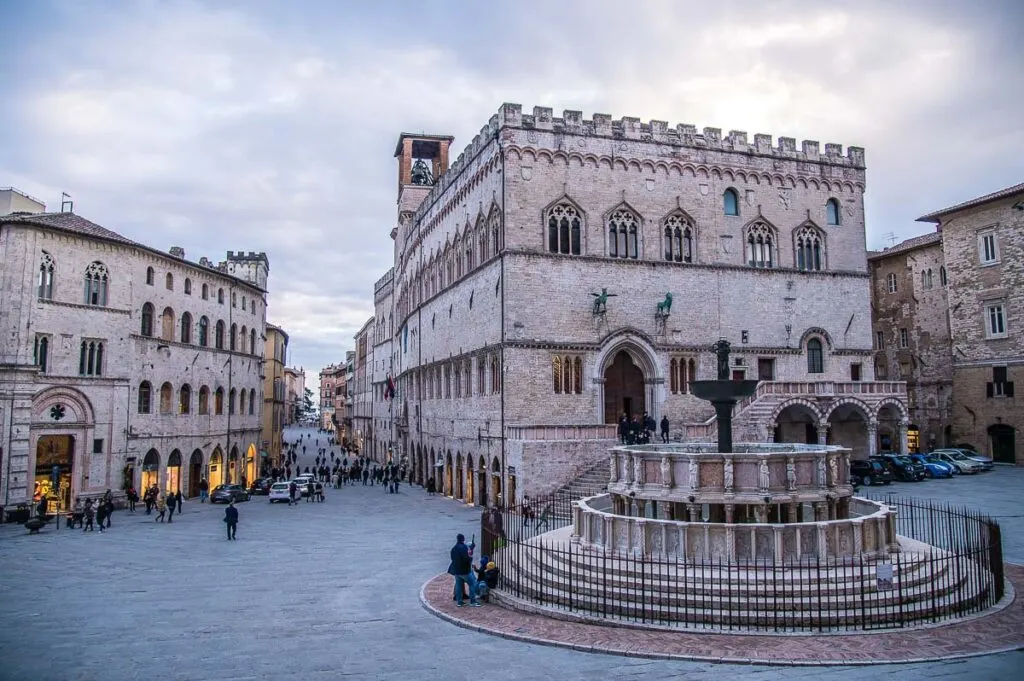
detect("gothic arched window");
top-left (141, 303), bottom-right (154, 337)
top-left (546, 203), bottom-right (581, 255)
top-left (215, 320), bottom-right (225, 349)
top-left (180, 312), bottom-right (193, 344)
top-left (138, 381), bottom-right (152, 414)
top-left (179, 384), bottom-right (191, 414)
top-left (826, 198), bottom-right (841, 226)
top-left (794, 225), bottom-right (825, 271)
top-left (38, 252), bottom-right (55, 299)
top-left (198, 386), bottom-right (209, 415)
top-left (84, 261), bottom-right (108, 306)
top-left (663, 214), bottom-right (694, 263)
top-left (198, 316), bottom-right (209, 346)
top-left (489, 207), bottom-right (501, 256)
top-left (723, 188), bottom-right (740, 216)
top-left (807, 338), bottom-right (824, 374)
top-left (607, 208), bottom-right (639, 259)
top-left (745, 222), bottom-right (775, 268)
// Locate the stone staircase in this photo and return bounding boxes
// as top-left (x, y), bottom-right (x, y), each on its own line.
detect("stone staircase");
top-left (495, 528), bottom-right (997, 631)
top-left (549, 461), bottom-right (610, 502)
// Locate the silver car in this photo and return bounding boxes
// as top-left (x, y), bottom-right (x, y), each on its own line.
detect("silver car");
top-left (931, 450), bottom-right (984, 474)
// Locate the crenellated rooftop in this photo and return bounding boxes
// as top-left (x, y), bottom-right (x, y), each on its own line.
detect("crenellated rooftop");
top-left (411, 103), bottom-right (865, 226)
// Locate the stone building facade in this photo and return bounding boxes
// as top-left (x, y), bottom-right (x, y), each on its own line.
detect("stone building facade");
top-left (0, 205), bottom-right (267, 512)
top-left (868, 232), bottom-right (953, 452)
top-left (917, 183), bottom-right (1023, 463)
top-left (262, 323), bottom-right (288, 466)
top-left (351, 317), bottom-right (374, 453)
top-left (283, 365), bottom-right (305, 426)
top-left (360, 104), bottom-right (907, 504)
top-left (318, 363), bottom-right (346, 431)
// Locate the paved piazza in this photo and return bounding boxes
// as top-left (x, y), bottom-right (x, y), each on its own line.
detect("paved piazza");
top-left (1, 428), bottom-right (1022, 681)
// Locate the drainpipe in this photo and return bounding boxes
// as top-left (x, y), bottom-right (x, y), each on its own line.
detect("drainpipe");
top-left (499, 141), bottom-right (507, 507)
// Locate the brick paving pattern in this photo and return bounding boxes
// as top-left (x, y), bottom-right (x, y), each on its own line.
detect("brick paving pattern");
top-left (421, 565), bottom-right (1024, 665)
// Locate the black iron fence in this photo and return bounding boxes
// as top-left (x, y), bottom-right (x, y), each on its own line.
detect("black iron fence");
top-left (481, 493), bottom-right (1005, 632)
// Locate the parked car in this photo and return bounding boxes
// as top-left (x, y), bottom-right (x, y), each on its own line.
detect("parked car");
top-left (947, 448), bottom-right (994, 471)
top-left (249, 478), bottom-right (273, 495)
top-left (930, 450), bottom-right (985, 474)
top-left (850, 459), bottom-right (894, 486)
top-left (909, 454), bottom-right (955, 478)
top-left (876, 454), bottom-right (926, 482)
top-left (292, 476), bottom-right (313, 496)
top-left (210, 484), bottom-right (250, 504)
top-left (268, 482), bottom-right (292, 503)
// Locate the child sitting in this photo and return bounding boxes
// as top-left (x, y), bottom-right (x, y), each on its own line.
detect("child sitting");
top-left (477, 561), bottom-right (500, 603)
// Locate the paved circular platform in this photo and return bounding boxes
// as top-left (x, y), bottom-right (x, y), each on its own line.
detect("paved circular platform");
top-left (420, 563), bottom-right (1024, 666)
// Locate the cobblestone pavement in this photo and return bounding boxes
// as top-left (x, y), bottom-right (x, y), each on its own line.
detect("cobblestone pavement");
top-left (0, 427), bottom-right (1021, 681)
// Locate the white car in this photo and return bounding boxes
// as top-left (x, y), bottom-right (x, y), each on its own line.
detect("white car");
top-left (268, 482), bottom-right (293, 503)
top-left (292, 477), bottom-right (314, 496)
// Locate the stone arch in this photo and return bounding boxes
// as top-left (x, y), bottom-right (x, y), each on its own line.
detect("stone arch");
top-left (188, 449), bottom-right (204, 497)
top-left (772, 398), bottom-right (825, 445)
top-left (594, 329), bottom-right (662, 424)
top-left (32, 385), bottom-right (95, 425)
top-left (874, 397), bottom-right (909, 422)
top-left (455, 452), bottom-right (464, 500)
top-left (798, 326), bottom-right (835, 351)
top-left (771, 397), bottom-right (824, 425)
top-left (209, 446), bottom-right (224, 488)
top-left (824, 397), bottom-right (872, 459)
top-left (445, 450), bottom-right (453, 497)
top-left (465, 455), bottom-right (475, 505)
top-left (822, 396), bottom-right (872, 423)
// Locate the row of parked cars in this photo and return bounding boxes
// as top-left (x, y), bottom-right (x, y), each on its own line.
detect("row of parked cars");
top-left (850, 448), bottom-right (994, 487)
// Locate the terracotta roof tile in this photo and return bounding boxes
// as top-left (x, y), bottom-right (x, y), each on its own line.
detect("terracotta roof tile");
top-left (1, 211), bottom-right (141, 247)
top-left (917, 182), bottom-right (1024, 222)
top-left (867, 231), bottom-right (942, 260)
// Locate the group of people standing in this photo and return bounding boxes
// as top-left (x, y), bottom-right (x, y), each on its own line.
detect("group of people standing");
top-left (618, 413), bottom-right (671, 445)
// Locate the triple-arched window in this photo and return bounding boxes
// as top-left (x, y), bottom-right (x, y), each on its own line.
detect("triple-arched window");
top-left (794, 225), bottom-right (824, 271)
top-left (745, 222), bottom-right (775, 268)
top-left (547, 203), bottom-right (582, 255)
top-left (669, 357), bottom-right (697, 394)
top-left (663, 214), bottom-right (694, 263)
top-left (607, 208), bottom-right (638, 259)
top-left (38, 252), bottom-right (55, 299)
top-left (921, 269), bottom-right (934, 290)
top-left (79, 340), bottom-right (103, 375)
top-left (84, 261), bottom-right (108, 306)
top-left (552, 355), bottom-right (583, 394)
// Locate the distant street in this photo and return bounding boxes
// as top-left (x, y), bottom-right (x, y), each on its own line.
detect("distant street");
top-left (0, 426), bottom-right (1021, 681)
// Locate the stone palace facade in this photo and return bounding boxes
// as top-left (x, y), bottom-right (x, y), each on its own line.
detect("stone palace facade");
top-left (358, 104), bottom-right (908, 504)
top-left (0, 193), bottom-right (268, 513)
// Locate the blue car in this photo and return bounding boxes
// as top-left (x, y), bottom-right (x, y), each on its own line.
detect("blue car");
top-left (909, 454), bottom-right (954, 478)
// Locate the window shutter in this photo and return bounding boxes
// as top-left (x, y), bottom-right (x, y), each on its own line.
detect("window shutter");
top-left (993, 366), bottom-right (1008, 383)
top-left (986, 382), bottom-right (994, 398)
top-left (1006, 382), bottom-right (1015, 398)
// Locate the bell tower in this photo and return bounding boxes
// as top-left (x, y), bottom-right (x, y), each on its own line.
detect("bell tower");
top-left (394, 133), bottom-right (454, 215)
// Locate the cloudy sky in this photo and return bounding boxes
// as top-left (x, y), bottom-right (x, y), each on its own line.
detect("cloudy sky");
top-left (3, 0), bottom-right (1021, 389)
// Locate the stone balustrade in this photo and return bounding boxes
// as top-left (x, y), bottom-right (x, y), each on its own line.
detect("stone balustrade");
top-left (608, 442), bottom-right (853, 507)
top-left (573, 494), bottom-right (897, 563)
top-left (505, 424), bottom-right (618, 441)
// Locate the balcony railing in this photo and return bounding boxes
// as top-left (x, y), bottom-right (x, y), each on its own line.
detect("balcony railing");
top-left (506, 424), bottom-right (618, 441)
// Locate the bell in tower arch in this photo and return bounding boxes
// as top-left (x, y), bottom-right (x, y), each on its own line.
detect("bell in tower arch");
top-left (410, 159), bottom-right (434, 186)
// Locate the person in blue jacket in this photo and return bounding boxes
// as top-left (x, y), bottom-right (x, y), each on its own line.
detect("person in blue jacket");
top-left (447, 534), bottom-right (481, 607)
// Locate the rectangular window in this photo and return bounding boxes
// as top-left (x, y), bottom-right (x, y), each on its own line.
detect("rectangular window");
top-left (757, 358), bottom-right (775, 381)
top-left (979, 231), bottom-right (999, 265)
top-left (985, 303), bottom-right (1007, 338)
top-left (850, 363), bottom-right (862, 381)
top-left (876, 331), bottom-right (885, 349)
top-left (987, 366), bottom-right (1015, 398)
top-left (886, 273), bottom-right (897, 294)
top-left (92, 439), bottom-right (104, 454)
top-left (899, 328), bottom-right (909, 348)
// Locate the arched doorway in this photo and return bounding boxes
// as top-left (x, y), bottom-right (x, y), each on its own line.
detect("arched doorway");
top-left (604, 349), bottom-right (645, 424)
top-left (773, 401), bottom-right (822, 445)
top-left (478, 455), bottom-right (488, 507)
top-left (208, 447), bottom-right (224, 488)
top-left (445, 451), bottom-right (453, 497)
top-left (142, 448), bottom-right (160, 491)
top-left (876, 403), bottom-right (903, 453)
top-left (490, 457), bottom-right (502, 508)
top-left (989, 424), bottom-right (1016, 464)
top-left (245, 443), bottom-right (257, 484)
top-left (455, 452), bottom-right (464, 500)
top-left (35, 435), bottom-right (74, 513)
top-left (188, 450), bottom-right (204, 497)
top-left (825, 401), bottom-right (871, 459)
top-left (166, 450), bottom-right (182, 494)
top-left (465, 456), bottom-right (475, 505)
top-left (227, 446), bottom-right (239, 484)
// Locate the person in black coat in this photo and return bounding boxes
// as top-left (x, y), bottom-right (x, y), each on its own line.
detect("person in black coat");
top-left (447, 533), bottom-right (480, 607)
top-left (224, 501), bottom-right (238, 540)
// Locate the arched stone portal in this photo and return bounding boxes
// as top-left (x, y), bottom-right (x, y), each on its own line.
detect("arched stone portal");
top-left (142, 449), bottom-right (160, 491)
top-left (604, 350), bottom-right (646, 424)
top-left (209, 447), bottom-right (224, 488)
top-left (478, 455), bottom-right (488, 507)
top-left (826, 401), bottom-right (871, 460)
top-left (166, 450), bottom-right (182, 494)
top-left (988, 424), bottom-right (1016, 464)
top-left (773, 400), bottom-right (823, 445)
top-left (188, 450), bottom-right (204, 497)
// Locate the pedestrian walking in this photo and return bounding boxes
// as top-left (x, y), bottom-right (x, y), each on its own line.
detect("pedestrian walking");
top-left (288, 481), bottom-right (298, 506)
top-left (198, 478), bottom-right (209, 503)
top-left (660, 415), bottom-right (670, 444)
top-left (127, 486), bottom-right (138, 512)
top-left (224, 501), bottom-right (238, 540)
top-left (103, 494), bottom-right (114, 529)
top-left (175, 490), bottom-right (183, 514)
top-left (83, 498), bottom-right (95, 532)
top-left (166, 493), bottom-right (174, 523)
top-left (155, 495), bottom-right (167, 522)
top-left (95, 499), bottom-right (107, 533)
